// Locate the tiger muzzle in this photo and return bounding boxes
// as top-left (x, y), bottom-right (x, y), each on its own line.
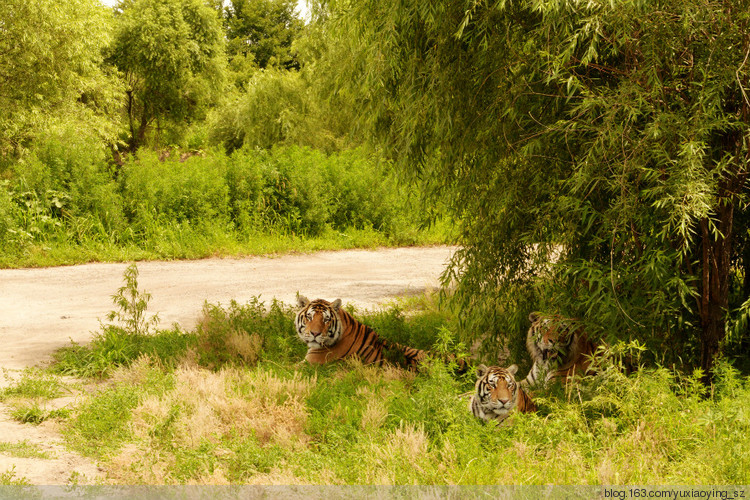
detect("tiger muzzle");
top-left (541, 348), bottom-right (558, 361)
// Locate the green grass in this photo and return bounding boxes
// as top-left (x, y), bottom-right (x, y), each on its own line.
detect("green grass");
top-left (53, 326), bottom-right (196, 379)
top-left (0, 223), bottom-right (450, 269)
top-left (10, 405), bottom-right (70, 425)
top-left (0, 441), bottom-right (53, 460)
top-left (0, 370), bottom-right (64, 401)
top-left (65, 362), bottom-right (173, 459)
top-left (0, 370), bottom-right (73, 425)
top-left (47, 296), bottom-right (750, 485)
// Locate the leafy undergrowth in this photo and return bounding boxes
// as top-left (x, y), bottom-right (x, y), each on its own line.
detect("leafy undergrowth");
top-left (34, 298), bottom-right (750, 485)
top-left (0, 146), bottom-right (453, 269)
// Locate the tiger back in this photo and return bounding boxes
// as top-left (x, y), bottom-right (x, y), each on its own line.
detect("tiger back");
top-left (523, 311), bottom-right (596, 387)
top-left (295, 296), bottom-right (427, 369)
top-left (469, 364), bottom-right (536, 423)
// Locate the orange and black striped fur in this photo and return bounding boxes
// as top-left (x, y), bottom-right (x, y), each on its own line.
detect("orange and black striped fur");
top-left (469, 364), bottom-right (536, 423)
top-left (295, 296), bottom-right (428, 369)
top-left (524, 312), bottom-right (597, 387)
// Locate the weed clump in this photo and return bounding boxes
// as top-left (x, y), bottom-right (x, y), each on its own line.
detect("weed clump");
top-left (53, 264), bottom-right (193, 378)
top-left (194, 298), bottom-right (305, 369)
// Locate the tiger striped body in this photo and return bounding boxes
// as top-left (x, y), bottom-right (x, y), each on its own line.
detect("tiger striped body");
top-left (295, 296), bottom-right (427, 369)
top-left (470, 364), bottom-right (536, 423)
top-left (524, 312), bottom-right (596, 387)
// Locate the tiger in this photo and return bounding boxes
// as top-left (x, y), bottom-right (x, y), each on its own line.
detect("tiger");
top-left (469, 364), bottom-right (536, 423)
top-left (295, 296), bottom-right (428, 369)
top-left (523, 311), bottom-right (597, 387)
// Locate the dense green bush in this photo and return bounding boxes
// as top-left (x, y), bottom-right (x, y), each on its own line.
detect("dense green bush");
top-left (1, 129), bottom-right (125, 252)
top-left (119, 150), bottom-right (231, 226)
top-left (0, 181), bottom-right (20, 243)
top-left (0, 144), bottom-right (448, 265)
top-left (237, 147), bottom-right (331, 235)
top-left (226, 146), bottom-right (418, 237)
top-left (19, 128), bottom-right (124, 228)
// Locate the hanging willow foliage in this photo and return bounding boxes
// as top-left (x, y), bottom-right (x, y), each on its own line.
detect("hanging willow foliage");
top-left (320, 0), bottom-right (750, 376)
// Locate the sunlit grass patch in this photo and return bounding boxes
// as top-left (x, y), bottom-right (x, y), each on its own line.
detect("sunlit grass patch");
top-left (10, 404), bottom-right (70, 425)
top-left (0, 369), bottom-right (74, 425)
top-left (53, 326), bottom-right (195, 379)
top-left (0, 441), bottom-right (53, 460)
top-left (65, 355), bottom-right (173, 459)
top-left (0, 369), bottom-right (65, 401)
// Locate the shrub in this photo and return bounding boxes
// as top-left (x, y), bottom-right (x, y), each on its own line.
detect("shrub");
top-left (0, 181), bottom-right (20, 246)
top-left (16, 126), bottom-right (125, 233)
top-left (119, 149), bottom-right (230, 227)
top-left (106, 263), bottom-right (160, 336)
top-left (225, 150), bottom-right (265, 233)
top-left (225, 146), bottom-right (425, 237)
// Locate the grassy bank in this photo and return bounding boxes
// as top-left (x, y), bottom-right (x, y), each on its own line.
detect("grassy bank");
top-left (0, 144), bottom-right (450, 268)
top-left (3, 293), bottom-right (748, 485)
top-left (0, 226), bottom-right (449, 268)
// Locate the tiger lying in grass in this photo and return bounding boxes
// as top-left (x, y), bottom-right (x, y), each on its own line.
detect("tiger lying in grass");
top-left (524, 311), bottom-right (597, 387)
top-left (469, 364), bottom-right (536, 423)
top-left (295, 296), bottom-right (467, 371)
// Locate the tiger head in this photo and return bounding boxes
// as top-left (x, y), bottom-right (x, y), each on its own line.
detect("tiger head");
top-left (526, 311), bottom-right (576, 364)
top-left (295, 296), bottom-right (343, 349)
top-left (469, 364), bottom-right (522, 422)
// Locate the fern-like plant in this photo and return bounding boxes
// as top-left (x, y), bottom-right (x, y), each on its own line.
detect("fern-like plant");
top-left (106, 263), bottom-right (159, 336)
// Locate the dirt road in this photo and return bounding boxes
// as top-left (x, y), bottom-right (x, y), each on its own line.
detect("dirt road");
top-left (0, 246), bottom-right (455, 371)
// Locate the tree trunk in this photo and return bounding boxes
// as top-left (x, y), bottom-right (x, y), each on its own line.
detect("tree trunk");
top-left (132, 103), bottom-right (152, 152)
top-left (698, 204), bottom-right (732, 382)
top-left (127, 89), bottom-right (136, 151)
top-left (697, 159), bottom-right (746, 382)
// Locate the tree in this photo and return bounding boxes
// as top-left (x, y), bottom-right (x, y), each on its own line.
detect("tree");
top-left (109, 0), bottom-right (226, 151)
top-left (224, 0), bottom-right (304, 76)
top-left (208, 3), bottom-right (364, 153)
top-left (323, 0), bottom-right (750, 377)
top-left (0, 0), bottom-right (119, 158)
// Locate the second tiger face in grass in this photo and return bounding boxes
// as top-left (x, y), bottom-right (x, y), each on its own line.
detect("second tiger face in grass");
top-left (469, 364), bottom-right (536, 423)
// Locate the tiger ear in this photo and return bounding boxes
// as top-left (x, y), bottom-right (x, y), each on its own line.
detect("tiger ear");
top-left (297, 295), bottom-right (310, 309)
top-left (476, 364), bottom-right (488, 379)
top-left (507, 364), bottom-right (519, 375)
top-left (331, 298), bottom-right (342, 311)
top-left (529, 311), bottom-right (540, 323)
